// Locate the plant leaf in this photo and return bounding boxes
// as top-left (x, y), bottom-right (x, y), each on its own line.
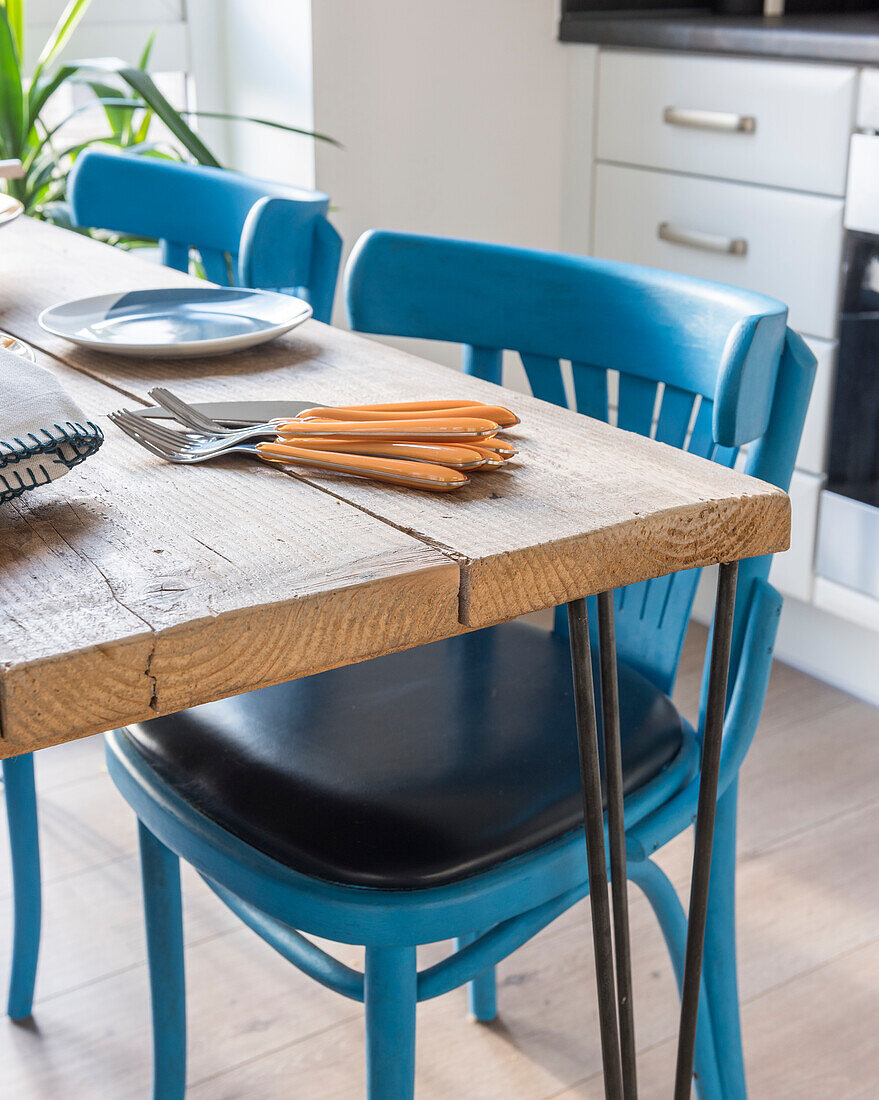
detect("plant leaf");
top-left (26, 62), bottom-right (80, 132)
top-left (133, 107), bottom-right (153, 144)
top-left (0, 8), bottom-right (24, 157)
top-left (3, 0), bottom-right (23, 57)
top-left (71, 58), bottom-right (222, 167)
top-left (27, 134), bottom-right (125, 196)
top-left (117, 66), bottom-right (221, 166)
top-left (38, 95), bottom-right (142, 148)
top-left (138, 30), bottom-right (156, 71)
top-left (86, 79), bottom-right (134, 136)
top-left (123, 30), bottom-right (156, 145)
top-left (183, 109), bottom-right (343, 148)
top-left (32, 0), bottom-right (92, 89)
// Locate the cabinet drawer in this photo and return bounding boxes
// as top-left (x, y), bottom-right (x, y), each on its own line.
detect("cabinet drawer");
top-left (593, 163), bottom-right (844, 339)
top-left (597, 51), bottom-right (855, 196)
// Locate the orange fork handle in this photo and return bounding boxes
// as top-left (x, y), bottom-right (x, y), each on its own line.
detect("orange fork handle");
top-left (279, 437), bottom-right (487, 470)
top-left (470, 437), bottom-right (516, 458)
top-left (256, 441), bottom-right (468, 491)
top-left (297, 403), bottom-right (519, 429)
top-left (463, 445), bottom-right (505, 469)
top-left (344, 400), bottom-right (476, 411)
top-left (273, 416), bottom-right (499, 442)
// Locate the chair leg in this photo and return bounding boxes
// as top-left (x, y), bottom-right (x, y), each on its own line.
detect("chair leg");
top-left (455, 931), bottom-right (498, 1022)
top-left (703, 781), bottom-right (748, 1100)
top-left (138, 821), bottom-right (186, 1100)
top-left (364, 945), bottom-right (417, 1100)
top-left (2, 754), bottom-right (41, 1020)
top-left (629, 858), bottom-right (723, 1100)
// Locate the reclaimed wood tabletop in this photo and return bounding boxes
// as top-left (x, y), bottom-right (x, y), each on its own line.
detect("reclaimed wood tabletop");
top-left (0, 217), bottom-right (790, 757)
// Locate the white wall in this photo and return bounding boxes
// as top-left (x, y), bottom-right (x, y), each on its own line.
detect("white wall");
top-left (310, 0), bottom-right (570, 350)
top-left (192, 0), bottom-right (576, 367)
top-left (188, 0), bottom-right (316, 187)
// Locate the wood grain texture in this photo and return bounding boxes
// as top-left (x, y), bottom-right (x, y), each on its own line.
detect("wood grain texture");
top-left (0, 219), bottom-right (789, 751)
top-left (0, 218), bottom-right (790, 630)
top-left (0, 357), bottom-right (461, 756)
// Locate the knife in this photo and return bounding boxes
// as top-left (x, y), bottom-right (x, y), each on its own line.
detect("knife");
top-left (133, 399), bottom-right (519, 429)
top-left (134, 400), bottom-right (330, 427)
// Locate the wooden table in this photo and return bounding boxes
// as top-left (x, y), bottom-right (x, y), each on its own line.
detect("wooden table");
top-left (0, 217), bottom-right (789, 1098)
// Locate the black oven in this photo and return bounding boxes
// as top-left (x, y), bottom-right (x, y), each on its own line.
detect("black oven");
top-left (816, 134), bottom-right (879, 599)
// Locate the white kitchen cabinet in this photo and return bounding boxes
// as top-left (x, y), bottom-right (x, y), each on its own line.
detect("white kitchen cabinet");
top-left (596, 51), bottom-right (856, 197)
top-left (798, 337), bottom-right (836, 477)
top-left (857, 68), bottom-right (879, 131)
top-left (593, 162), bottom-right (844, 339)
top-left (568, 44), bottom-right (879, 685)
top-left (769, 470), bottom-right (823, 603)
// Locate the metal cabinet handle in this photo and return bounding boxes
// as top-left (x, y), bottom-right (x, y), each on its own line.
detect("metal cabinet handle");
top-left (663, 106), bottom-right (756, 134)
top-left (658, 222), bottom-right (748, 256)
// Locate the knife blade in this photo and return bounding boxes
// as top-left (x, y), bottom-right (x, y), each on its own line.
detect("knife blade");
top-left (134, 400), bottom-right (316, 427)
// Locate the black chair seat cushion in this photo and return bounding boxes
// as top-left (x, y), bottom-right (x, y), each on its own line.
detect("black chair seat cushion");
top-left (124, 622), bottom-right (685, 889)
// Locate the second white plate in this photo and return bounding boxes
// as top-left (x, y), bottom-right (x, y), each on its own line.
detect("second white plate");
top-left (0, 193), bottom-right (23, 228)
top-left (38, 286), bottom-right (313, 359)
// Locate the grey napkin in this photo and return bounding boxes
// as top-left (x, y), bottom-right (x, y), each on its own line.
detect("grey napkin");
top-left (0, 348), bottom-right (103, 504)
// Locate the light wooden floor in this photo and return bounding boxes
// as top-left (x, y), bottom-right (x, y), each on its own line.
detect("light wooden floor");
top-left (2, 624), bottom-right (878, 1099)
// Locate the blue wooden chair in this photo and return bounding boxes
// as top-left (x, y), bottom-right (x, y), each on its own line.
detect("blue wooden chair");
top-left (67, 148), bottom-right (342, 323)
top-left (0, 149), bottom-right (342, 1024)
top-left (100, 231), bottom-right (814, 1099)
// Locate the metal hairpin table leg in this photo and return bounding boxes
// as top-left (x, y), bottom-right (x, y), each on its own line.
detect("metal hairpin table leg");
top-left (674, 561), bottom-right (739, 1099)
top-left (567, 597), bottom-right (623, 1100)
top-left (597, 591), bottom-right (638, 1100)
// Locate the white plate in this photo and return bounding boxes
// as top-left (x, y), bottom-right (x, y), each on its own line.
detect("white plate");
top-left (38, 286), bottom-right (313, 359)
top-left (0, 193), bottom-right (23, 228)
top-left (0, 332), bottom-right (36, 360)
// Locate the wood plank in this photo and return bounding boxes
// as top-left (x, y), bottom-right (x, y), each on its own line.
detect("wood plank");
top-left (652, 798), bottom-right (879, 1005)
top-left (562, 939), bottom-right (879, 1100)
top-left (0, 217), bottom-right (790, 630)
top-left (0, 917), bottom-right (363, 1100)
top-left (0, 353), bottom-right (461, 755)
top-left (0, 768), bottom-right (136, 900)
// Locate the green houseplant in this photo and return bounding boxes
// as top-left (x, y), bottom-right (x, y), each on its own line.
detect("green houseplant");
top-left (0, 0), bottom-right (337, 233)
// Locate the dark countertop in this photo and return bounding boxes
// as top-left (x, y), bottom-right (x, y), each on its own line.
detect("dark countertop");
top-left (559, 13), bottom-right (879, 65)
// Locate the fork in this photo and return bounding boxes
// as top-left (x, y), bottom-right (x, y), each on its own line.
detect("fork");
top-left (109, 409), bottom-right (470, 491)
top-left (145, 387), bottom-right (512, 468)
top-left (111, 409), bottom-right (488, 470)
top-left (149, 388), bottom-right (236, 434)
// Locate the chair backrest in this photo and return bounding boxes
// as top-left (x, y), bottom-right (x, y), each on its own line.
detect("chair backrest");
top-left (345, 230), bottom-right (816, 696)
top-left (68, 149), bottom-right (342, 322)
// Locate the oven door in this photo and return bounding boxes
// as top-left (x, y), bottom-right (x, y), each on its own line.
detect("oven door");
top-left (816, 134), bottom-right (879, 599)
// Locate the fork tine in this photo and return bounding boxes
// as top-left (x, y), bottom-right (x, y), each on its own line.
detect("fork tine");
top-left (111, 410), bottom-right (251, 465)
top-left (116, 409), bottom-right (200, 438)
top-left (114, 411), bottom-right (210, 449)
top-left (120, 406), bottom-right (270, 451)
top-left (149, 387), bottom-right (222, 433)
top-left (111, 413), bottom-right (182, 449)
top-left (119, 416), bottom-right (200, 447)
top-left (109, 413), bottom-right (178, 459)
top-left (110, 409), bottom-right (239, 460)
